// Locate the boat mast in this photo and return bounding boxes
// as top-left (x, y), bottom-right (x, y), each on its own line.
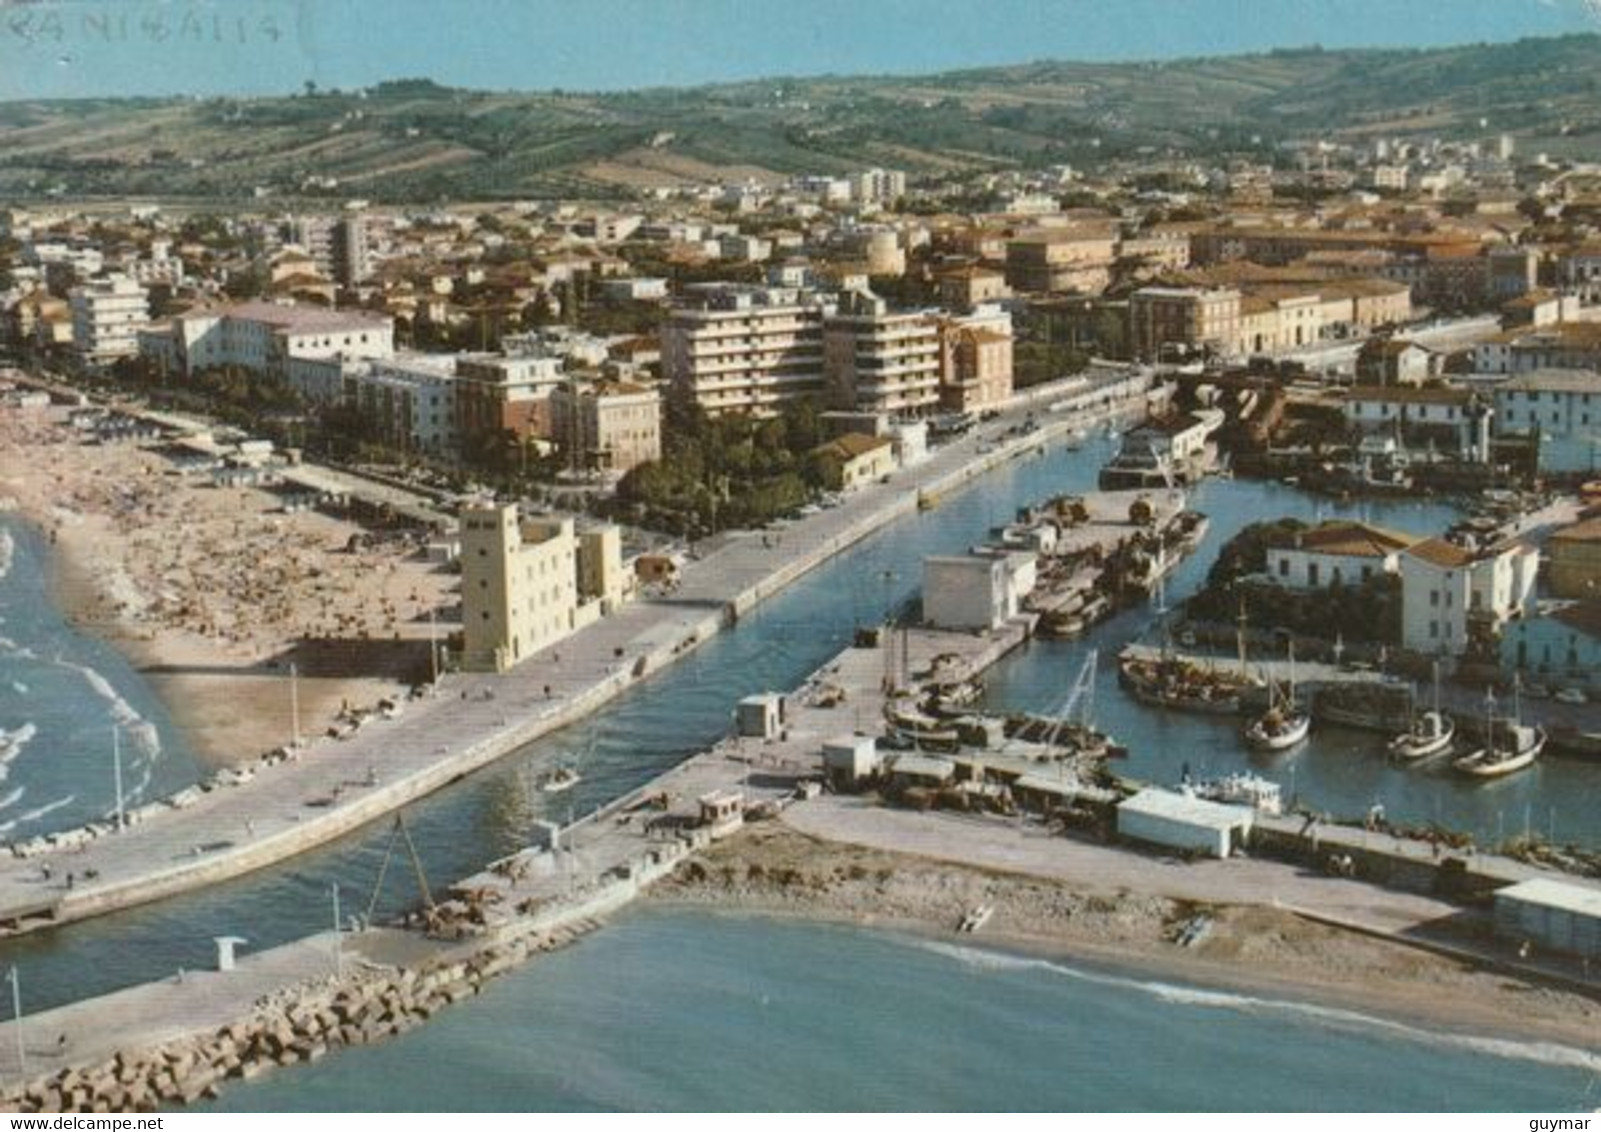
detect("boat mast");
top-left (1431, 660), bottom-right (1441, 719)
top-left (1236, 600), bottom-right (1248, 682)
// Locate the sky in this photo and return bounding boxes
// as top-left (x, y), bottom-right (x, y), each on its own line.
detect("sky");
top-left (1, 0), bottom-right (1600, 100)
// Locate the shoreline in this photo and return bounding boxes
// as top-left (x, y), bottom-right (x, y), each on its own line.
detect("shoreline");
top-left (648, 822), bottom-right (1601, 1056)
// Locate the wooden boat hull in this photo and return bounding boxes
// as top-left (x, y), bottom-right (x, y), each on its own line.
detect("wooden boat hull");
top-left (1388, 715), bottom-right (1455, 762)
top-left (1452, 728), bottom-right (1546, 778)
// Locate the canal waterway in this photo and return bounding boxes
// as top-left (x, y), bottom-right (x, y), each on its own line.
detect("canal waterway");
top-left (203, 908), bottom-right (1600, 1112)
top-left (2, 430), bottom-right (1596, 1033)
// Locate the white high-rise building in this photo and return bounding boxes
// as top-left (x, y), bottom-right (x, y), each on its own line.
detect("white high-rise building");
top-left (69, 274), bottom-right (148, 366)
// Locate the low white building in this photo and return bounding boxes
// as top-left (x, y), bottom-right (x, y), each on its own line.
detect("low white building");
top-left (922, 551), bottom-right (1035, 632)
top-left (1343, 386), bottom-right (1482, 456)
top-left (1117, 789), bottom-right (1254, 859)
top-left (1493, 877), bottom-right (1601, 960)
top-left (1266, 521), bottom-right (1417, 590)
top-left (1399, 537), bottom-right (1539, 656)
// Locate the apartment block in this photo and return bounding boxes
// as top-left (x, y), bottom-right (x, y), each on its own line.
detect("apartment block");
top-left (824, 292), bottom-right (942, 416)
top-left (661, 285), bottom-right (827, 417)
top-left (146, 300), bottom-right (394, 386)
top-left (938, 307), bottom-right (1014, 414)
top-left (1399, 537), bottom-right (1538, 656)
top-left (69, 274), bottom-right (148, 367)
top-left (1005, 228), bottom-right (1116, 295)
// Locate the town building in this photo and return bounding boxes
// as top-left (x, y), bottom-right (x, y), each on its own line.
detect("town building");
top-left (922, 551), bottom-right (1035, 632)
top-left (1355, 339), bottom-right (1433, 386)
top-left (1491, 370), bottom-right (1601, 475)
top-left (458, 503), bottom-right (626, 673)
top-left (1545, 518), bottom-right (1601, 600)
top-left (1398, 537), bottom-right (1538, 656)
top-left (350, 353), bottom-right (460, 455)
top-left (1129, 286), bottom-right (1242, 360)
top-left (69, 275), bottom-right (148, 367)
top-left (1343, 386), bottom-right (1487, 458)
top-left (454, 353), bottom-right (567, 451)
top-left (1005, 228), bottom-right (1117, 295)
top-left (938, 307), bottom-right (1015, 414)
top-left (661, 285), bottom-right (827, 417)
top-left (1265, 521), bottom-right (1417, 590)
top-left (824, 292), bottom-right (943, 416)
top-left (1474, 323), bottom-right (1601, 375)
top-left (550, 380), bottom-right (663, 474)
top-left (812, 432), bottom-right (896, 492)
top-left (1500, 602), bottom-right (1601, 692)
top-left (142, 300), bottom-right (394, 386)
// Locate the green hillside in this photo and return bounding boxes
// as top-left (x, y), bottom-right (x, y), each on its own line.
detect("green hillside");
top-left (2, 35), bottom-right (1598, 203)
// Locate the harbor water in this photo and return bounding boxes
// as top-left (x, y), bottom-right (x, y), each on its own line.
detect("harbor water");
top-left (2, 432), bottom-right (1600, 1105)
top-left (203, 908), bottom-right (1601, 1112)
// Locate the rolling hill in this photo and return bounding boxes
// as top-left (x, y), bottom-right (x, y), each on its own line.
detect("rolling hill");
top-left (2, 34), bottom-right (1599, 203)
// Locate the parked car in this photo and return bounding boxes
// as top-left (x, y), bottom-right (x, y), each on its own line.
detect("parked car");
top-left (1554, 687), bottom-right (1588, 706)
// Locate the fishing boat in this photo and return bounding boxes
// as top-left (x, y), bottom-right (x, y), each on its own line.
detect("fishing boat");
top-left (1452, 685), bottom-right (1545, 779)
top-left (1389, 661), bottom-right (1454, 762)
top-left (1118, 653), bottom-right (1251, 715)
top-left (1244, 642), bottom-right (1310, 752)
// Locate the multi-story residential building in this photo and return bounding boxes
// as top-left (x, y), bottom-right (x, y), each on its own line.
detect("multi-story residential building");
top-left (824, 292), bottom-right (942, 416)
top-left (1005, 228), bottom-right (1116, 295)
top-left (1399, 537), bottom-right (1539, 656)
top-left (144, 300), bottom-right (394, 385)
top-left (1486, 245), bottom-right (1539, 301)
top-left (350, 353), bottom-right (459, 455)
top-left (69, 274), bottom-right (148, 367)
top-left (938, 307), bottom-right (1015, 414)
top-left (454, 353), bottom-right (566, 449)
top-left (850, 168), bottom-right (906, 205)
top-left (661, 285), bottom-right (828, 417)
top-left (1492, 370), bottom-right (1601, 475)
top-left (1129, 286), bottom-right (1242, 360)
top-left (1500, 601), bottom-right (1601, 692)
top-left (1265, 521), bottom-right (1417, 590)
top-left (550, 379), bottom-right (663, 474)
top-left (1117, 230), bottom-right (1193, 275)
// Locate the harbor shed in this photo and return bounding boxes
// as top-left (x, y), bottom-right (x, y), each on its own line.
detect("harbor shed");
top-left (1493, 877), bottom-right (1601, 960)
top-left (822, 735), bottom-right (880, 789)
top-left (1116, 788), bottom-right (1254, 859)
top-left (737, 693), bottom-right (785, 739)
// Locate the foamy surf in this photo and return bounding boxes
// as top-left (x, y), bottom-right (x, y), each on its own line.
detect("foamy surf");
top-left (917, 938), bottom-right (1601, 1074)
top-left (0, 527), bottom-right (13, 582)
top-left (0, 794), bottom-right (75, 835)
top-left (0, 722), bottom-right (38, 780)
top-left (58, 658), bottom-right (163, 760)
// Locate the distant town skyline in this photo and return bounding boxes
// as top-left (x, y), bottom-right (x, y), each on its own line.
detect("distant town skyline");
top-left (0, 0), bottom-right (1599, 101)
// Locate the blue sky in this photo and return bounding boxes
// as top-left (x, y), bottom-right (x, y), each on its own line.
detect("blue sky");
top-left (1, 0), bottom-right (1599, 100)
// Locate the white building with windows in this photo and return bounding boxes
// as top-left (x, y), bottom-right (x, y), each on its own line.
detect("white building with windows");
top-left (145, 300), bottom-right (394, 384)
top-left (1399, 537), bottom-right (1539, 656)
top-left (350, 353), bottom-right (459, 455)
top-left (1266, 521), bottom-right (1417, 590)
top-left (1491, 369), bottom-right (1601, 475)
top-left (69, 274), bottom-right (148, 366)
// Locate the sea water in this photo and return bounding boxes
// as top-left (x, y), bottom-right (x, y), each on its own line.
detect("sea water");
top-left (204, 909), bottom-right (1600, 1113)
top-left (0, 516), bottom-right (201, 840)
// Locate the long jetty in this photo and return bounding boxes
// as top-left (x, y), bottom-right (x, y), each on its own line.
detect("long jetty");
top-left (0, 371), bottom-right (1156, 939)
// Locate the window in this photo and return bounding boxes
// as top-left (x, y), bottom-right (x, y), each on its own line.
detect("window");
top-left (1429, 589), bottom-right (1439, 607)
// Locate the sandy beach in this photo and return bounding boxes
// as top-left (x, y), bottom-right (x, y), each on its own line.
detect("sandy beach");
top-left (651, 819), bottom-right (1601, 1053)
top-left (0, 403), bottom-right (457, 768)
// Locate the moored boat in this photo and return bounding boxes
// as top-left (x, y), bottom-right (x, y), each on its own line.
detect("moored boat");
top-left (1452, 684), bottom-right (1544, 779)
top-left (1389, 662), bottom-right (1454, 762)
top-left (1244, 641), bottom-right (1309, 752)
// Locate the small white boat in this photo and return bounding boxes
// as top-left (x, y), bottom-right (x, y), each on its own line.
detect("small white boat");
top-left (540, 765), bottom-right (582, 794)
top-left (1452, 684), bottom-right (1545, 779)
top-left (1245, 708), bottom-right (1310, 752)
top-left (1244, 642), bottom-right (1309, 752)
top-left (1453, 725), bottom-right (1545, 779)
top-left (1183, 771), bottom-right (1283, 815)
top-left (1390, 662), bottom-right (1454, 762)
top-left (1389, 711), bottom-right (1455, 761)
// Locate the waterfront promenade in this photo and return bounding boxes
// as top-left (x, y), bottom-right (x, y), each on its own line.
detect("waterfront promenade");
top-left (0, 373), bottom-right (1150, 937)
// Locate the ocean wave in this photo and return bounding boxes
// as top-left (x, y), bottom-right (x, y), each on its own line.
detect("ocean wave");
top-left (56, 658), bottom-right (162, 761)
top-left (0, 722), bottom-right (38, 782)
top-left (9, 682), bottom-right (25, 695)
top-left (0, 786), bottom-right (22, 812)
top-left (0, 528), bottom-right (12, 583)
top-left (917, 939), bottom-right (1601, 1074)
